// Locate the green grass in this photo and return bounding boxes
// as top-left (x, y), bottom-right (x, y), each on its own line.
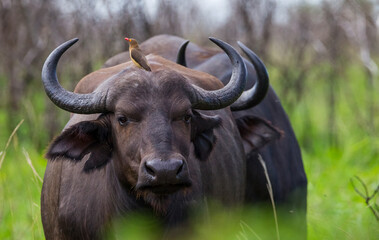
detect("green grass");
top-left (0, 62), bottom-right (378, 239)
top-left (0, 146), bottom-right (45, 239)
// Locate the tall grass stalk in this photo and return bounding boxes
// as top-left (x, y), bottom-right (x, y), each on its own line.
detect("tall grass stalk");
top-left (0, 119), bottom-right (24, 169)
top-left (23, 148), bottom-right (43, 183)
top-left (258, 154), bottom-right (280, 240)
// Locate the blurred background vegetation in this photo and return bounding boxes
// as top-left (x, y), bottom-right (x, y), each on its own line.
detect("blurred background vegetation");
top-left (0, 0), bottom-right (378, 239)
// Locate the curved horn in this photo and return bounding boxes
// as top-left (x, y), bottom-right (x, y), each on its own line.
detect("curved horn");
top-left (231, 42), bottom-right (269, 111)
top-left (42, 38), bottom-right (108, 114)
top-left (176, 40), bottom-right (189, 67)
top-left (191, 38), bottom-right (247, 110)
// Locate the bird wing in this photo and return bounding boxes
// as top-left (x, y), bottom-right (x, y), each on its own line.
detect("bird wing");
top-left (131, 48), bottom-right (151, 71)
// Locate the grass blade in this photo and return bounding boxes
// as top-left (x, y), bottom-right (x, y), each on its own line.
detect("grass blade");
top-left (258, 154), bottom-right (280, 240)
top-left (23, 148), bottom-right (43, 183)
top-left (239, 220), bottom-right (262, 240)
top-left (0, 119), bottom-right (24, 169)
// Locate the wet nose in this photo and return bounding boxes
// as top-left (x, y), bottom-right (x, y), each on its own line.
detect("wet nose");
top-left (144, 158), bottom-right (185, 182)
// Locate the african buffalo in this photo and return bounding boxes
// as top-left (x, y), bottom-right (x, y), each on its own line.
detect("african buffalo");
top-left (41, 35), bottom-right (307, 239)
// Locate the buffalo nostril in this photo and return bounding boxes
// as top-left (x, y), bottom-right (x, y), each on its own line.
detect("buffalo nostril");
top-left (145, 161), bottom-right (156, 176)
top-left (176, 160), bottom-right (184, 176)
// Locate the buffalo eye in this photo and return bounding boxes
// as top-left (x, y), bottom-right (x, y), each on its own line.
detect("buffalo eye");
top-left (117, 116), bottom-right (129, 126)
top-left (183, 114), bottom-right (192, 124)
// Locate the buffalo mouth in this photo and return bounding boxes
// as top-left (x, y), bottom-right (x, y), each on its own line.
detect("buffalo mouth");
top-left (137, 182), bottom-right (192, 195)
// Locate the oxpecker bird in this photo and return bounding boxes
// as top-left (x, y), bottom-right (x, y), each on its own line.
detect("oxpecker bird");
top-left (125, 37), bottom-right (152, 71)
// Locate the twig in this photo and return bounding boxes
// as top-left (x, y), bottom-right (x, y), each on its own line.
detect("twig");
top-left (23, 148), bottom-right (43, 183)
top-left (350, 175), bottom-right (369, 199)
top-left (350, 175), bottom-right (379, 221)
top-left (0, 119), bottom-right (24, 169)
top-left (258, 154), bottom-right (280, 240)
top-left (369, 185), bottom-right (379, 200)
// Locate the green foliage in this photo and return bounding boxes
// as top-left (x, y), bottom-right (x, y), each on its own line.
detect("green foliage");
top-left (0, 62), bottom-right (378, 239)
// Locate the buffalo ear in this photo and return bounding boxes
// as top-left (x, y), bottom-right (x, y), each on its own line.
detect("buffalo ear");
top-left (191, 110), bottom-right (222, 161)
top-left (46, 114), bottom-right (113, 172)
top-left (235, 115), bottom-right (283, 153)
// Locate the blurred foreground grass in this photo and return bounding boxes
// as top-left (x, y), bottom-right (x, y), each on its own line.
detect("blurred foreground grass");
top-left (0, 63), bottom-right (378, 239)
